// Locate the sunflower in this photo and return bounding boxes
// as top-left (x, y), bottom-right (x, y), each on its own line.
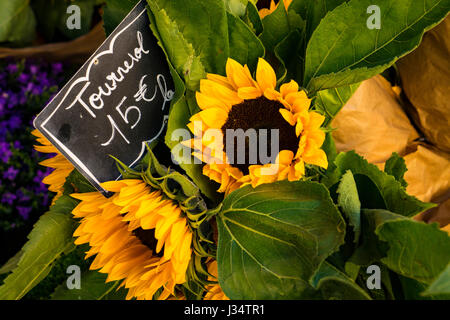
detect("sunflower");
top-left (204, 259), bottom-right (229, 300)
top-left (32, 129), bottom-right (74, 202)
top-left (71, 178), bottom-right (193, 300)
top-left (184, 57), bottom-right (328, 195)
top-left (259, 0), bottom-right (293, 19)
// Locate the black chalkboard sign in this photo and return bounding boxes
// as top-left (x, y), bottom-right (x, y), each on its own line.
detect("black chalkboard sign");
top-left (34, 1), bottom-right (175, 195)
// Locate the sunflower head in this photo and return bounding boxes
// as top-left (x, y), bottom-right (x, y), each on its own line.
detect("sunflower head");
top-left (185, 57), bottom-right (328, 195)
top-left (71, 148), bottom-right (212, 300)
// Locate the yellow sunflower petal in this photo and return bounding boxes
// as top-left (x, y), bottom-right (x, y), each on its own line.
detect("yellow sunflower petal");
top-left (237, 86), bottom-right (262, 100)
top-left (198, 108), bottom-right (228, 128)
top-left (256, 58), bottom-right (277, 94)
top-left (280, 80), bottom-right (299, 98)
top-left (226, 58), bottom-right (255, 89)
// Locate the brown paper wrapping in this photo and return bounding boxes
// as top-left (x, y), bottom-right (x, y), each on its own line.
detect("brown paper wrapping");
top-left (397, 16), bottom-right (450, 153)
top-left (331, 75), bottom-right (419, 164)
top-left (0, 23), bottom-right (106, 64)
top-left (332, 74), bottom-right (450, 226)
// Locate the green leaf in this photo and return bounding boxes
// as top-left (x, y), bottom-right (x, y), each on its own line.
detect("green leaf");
top-left (350, 208), bottom-right (403, 266)
top-left (337, 170), bottom-right (361, 243)
top-left (242, 1), bottom-right (263, 35)
top-left (217, 180), bottom-right (346, 299)
top-left (102, 0), bottom-right (139, 36)
top-left (422, 264), bottom-right (450, 297)
top-left (321, 132), bottom-right (338, 169)
top-left (0, 0), bottom-right (36, 46)
top-left (148, 0), bottom-right (229, 91)
top-left (311, 262), bottom-right (372, 300)
top-left (274, 29), bottom-right (305, 84)
top-left (289, 0), bottom-right (347, 44)
top-left (51, 271), bottom-right (125, 300)
top-left (0, 250), bottom-right (23, 275)
top-left (334, 151), bottom-right (434, 216)
top-left (223, 0), bottom-right (248, 16)
top-left (259, 0), bottom-right (304, 53)
top-left (377, 220), bottom-right (450, 284)
top-left (63, 169), bottom-right (96, 195)
top-left (304, 0), bottom-right (450, 93)
top-left (227, 11), bottom-right (265, 68)
top-left (0, 196), bottom-right (78, 300)
top-left (384, 152), bottom-right (408, 188)
top-left (314, 83), bottom-right (361, 126)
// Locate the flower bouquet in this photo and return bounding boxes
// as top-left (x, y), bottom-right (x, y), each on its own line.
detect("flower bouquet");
top-left (1, 0), bottom-right (449, 301)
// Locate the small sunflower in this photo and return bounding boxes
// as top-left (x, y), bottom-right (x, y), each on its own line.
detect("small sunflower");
top-left (184, 58), bottom-right (328, 195)
top-left (259, 0), bottom-right (292, 19)
top-left (72, 179), bottom-right (193, 300)
top-left (204, 260), bottom-right (229, 300)
top-left (32, 129), bottom-right (74, 202)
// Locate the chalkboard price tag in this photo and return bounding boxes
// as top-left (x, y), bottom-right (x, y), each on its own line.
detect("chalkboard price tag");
top-left (34, 0), bottom-right (175, 195)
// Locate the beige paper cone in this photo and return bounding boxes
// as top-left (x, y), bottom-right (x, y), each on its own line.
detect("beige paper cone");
top-left (332, 75), bottom-right (419, 164)
top-left (397, 16), bottom-right (450, 153)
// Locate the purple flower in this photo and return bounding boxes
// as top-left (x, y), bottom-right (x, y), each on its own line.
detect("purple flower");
top-left (7, 93), bottom-right (19, 109)
top-left (29, 64), bottom-right (39, 75)
top-left (17, 206), bottom-right (32, 220)
top-left (17, 73), bottom-right (30, 84)
top-left (6, 64), bottom-right (18, 74)
top-left (13, 140), bottom-right (22, 150)
top-left (3, 166), bottom-right (19, 180)
top-left (1, 192), bottom-right (17, 205)
top-left (16, 189), bottom-right (31, 203)
top-left (8, 115), bottom-right (21, 130)
top-left (0, 142), bottom-right (12, 163)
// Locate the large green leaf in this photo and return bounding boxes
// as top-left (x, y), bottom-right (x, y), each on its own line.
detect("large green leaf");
top-left (148, 0), bottom-right (228, 91)
top-left (350, 209), bottom-right (403, 265)
top-left (422, 263), bottom-right (450, 297)
top-left (337, 170), bottom-right (361, 243)
top-left (304, 0), bottom-right (450, 93)
top-left (217, 181), bottom-right (346, 299)
top-left (289, 0), bottom-right (347, 45)
top-left (0, 0), bottom-right (36, 46)
top-left (314, 83), bottom-right (360, 126)
top-left (377, 220), bottom-right (450, 284)
top-left (227, 11), bottom-right (265, 68)
top-left (51, 271), bottom-right (125, 300)
top-left (333, 151), bottom-right (434, 217)
top-left (274, 29), bottom-right (305, 84)
top-left (311, 262), bottom-right (372, 300)
top-left (102, 0), bottom-right (139, 36)
top-left (0, 196), bottom-right (78, 300)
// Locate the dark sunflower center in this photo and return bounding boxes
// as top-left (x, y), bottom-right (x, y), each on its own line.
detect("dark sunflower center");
top-left (221, 97), bottom-right (299, 175)
top-left (133, 228), bottom-right (163, 257)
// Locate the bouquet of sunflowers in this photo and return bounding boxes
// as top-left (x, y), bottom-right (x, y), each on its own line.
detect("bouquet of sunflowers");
top-left (1, 0), bottom-right (449, 300)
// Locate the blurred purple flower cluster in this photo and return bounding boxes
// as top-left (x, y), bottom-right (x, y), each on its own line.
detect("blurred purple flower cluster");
top-left (0, 59), bottom-right (65, 231)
